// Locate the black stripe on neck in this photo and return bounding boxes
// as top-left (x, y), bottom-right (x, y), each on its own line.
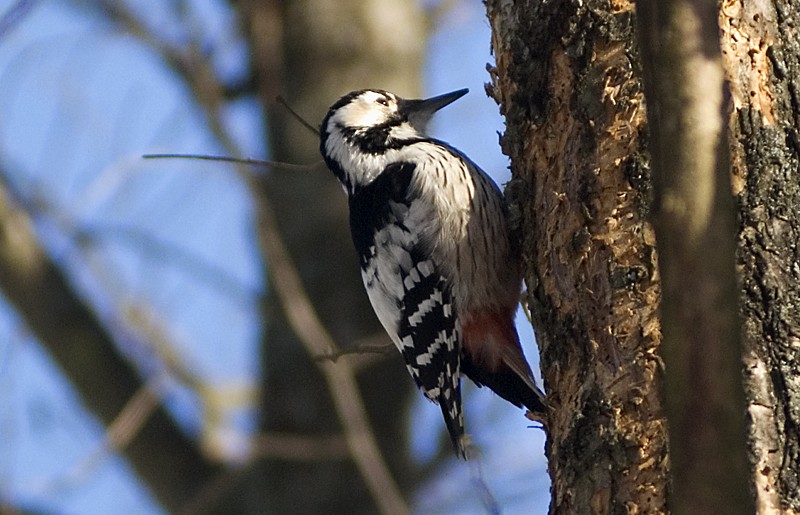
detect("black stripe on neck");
top-left (338, 122), bottom-right (427, 155)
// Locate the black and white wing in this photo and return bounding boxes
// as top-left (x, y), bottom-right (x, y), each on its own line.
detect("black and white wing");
top-left (348, 161), bottom-right (465, 456)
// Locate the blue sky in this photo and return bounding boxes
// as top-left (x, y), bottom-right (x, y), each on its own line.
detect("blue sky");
top-left (0, 1), bottom-right (549, 513)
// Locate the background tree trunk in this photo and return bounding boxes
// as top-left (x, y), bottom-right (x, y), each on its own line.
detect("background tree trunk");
top-left (636, 0), bottom-right (751, 511)
top-left (233, 1), bottom-right (426, 513)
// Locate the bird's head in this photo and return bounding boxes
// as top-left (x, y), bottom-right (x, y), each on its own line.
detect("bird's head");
top-left (320, 88), bottom-right (467, 190)
top-left (322, 88), bottom-right (468, 149)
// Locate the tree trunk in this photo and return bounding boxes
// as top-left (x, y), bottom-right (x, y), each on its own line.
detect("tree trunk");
top-left (485, 1), bottom-right (668, 512)
top-left (720, 0), bottom-right (800, 511)
top-left (487, 0), bottom-right (800, 512)
top-left (233, 0), bottom-right (426, 513)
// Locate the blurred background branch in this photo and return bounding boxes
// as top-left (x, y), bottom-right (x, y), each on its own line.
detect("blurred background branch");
top-left (0, 166), bottom-right (222, 512)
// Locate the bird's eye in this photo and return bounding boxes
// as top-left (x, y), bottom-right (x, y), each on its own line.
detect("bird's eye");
top-left (376, 97), bottom-right (389, 106)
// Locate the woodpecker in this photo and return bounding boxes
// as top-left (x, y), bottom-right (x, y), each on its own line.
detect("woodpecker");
top-left (319, 88), bottom-right (546, 458)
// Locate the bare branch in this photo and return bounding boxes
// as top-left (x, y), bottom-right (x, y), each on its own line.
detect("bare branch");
top-left (0, 0), bottom-right (38, 42)
top-left (250, 432), bottom-right (349, 461)
top-left (178, 432), bottom-right (350, 515)
top-left (77, 222), bottom-right (260, 305)
top-left (468, 457), bottom-right (501, 515)
top-left (313, 341), bottom-right (394, 362)
top-left (33, 380), bottom-right (161, 497)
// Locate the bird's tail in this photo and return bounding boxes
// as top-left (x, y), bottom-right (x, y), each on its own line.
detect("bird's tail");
top-left (438, 386), bottom-right (468, 459)
top-left (461, 308), bottom-right (548, 417)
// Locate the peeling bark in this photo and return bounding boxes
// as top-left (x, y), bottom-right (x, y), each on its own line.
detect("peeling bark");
top-left (486, 1), bottom-right (668, 512)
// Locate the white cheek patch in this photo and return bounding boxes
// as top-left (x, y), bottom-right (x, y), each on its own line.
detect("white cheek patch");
top-left (388, 122), bottom-right (420, 141)
top-left (351, 103), bottom-right (388, 126)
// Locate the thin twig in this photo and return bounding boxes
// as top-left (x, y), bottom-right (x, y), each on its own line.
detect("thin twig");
top-left (107, 381), bottom-right (161, 446)
top-left (468, 456), bottom-right (502, 515)
top-left (143, 153), bottom-right (320, 173)
top-left (179, 432), bottom-right (351, 515)
top-left (275, 95), bottom-right (320, 135)
top-left (33, 379), bottom-right (162, 497)
top-left (78, 223), bottom-right (260, 305)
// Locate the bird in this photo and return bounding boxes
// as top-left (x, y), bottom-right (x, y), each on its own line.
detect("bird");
top-left (319, 88), bottom-right (547, 458)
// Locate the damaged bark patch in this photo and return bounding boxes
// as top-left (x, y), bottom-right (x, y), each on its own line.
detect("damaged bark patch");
top-left (486, 0), bottom-right (667, 512)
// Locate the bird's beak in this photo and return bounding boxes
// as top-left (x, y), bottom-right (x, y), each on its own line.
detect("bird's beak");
top-left (399, 89), bottom-right (469, 132)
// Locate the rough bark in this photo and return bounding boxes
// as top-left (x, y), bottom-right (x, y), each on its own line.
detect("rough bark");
top-left (636, 0), bottom-right (751, 512)
top-left (486, 1), bottom-right (668, 512)
top-left (235, 0), bottom-right (426, 513)
top-left (487, 0), bottom-right (800, 512)
top-left (720, 0), bottom-right (800, 511)
top-left (0, 177), bottom-right (221, 512)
